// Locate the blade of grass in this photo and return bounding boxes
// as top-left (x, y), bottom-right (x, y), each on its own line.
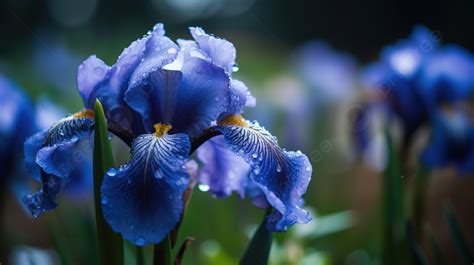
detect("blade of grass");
top-left (94, 100), bottom-right (124, 265)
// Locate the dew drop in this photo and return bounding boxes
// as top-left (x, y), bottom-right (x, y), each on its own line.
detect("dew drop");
top-left (276, 164), bottom-right (282, 172)
top-left (101, 196), bottom-right (108, 204)
top-left (305, 165), bottom-right (311, 172)
top-left (198, 184), bottom-right (210, 192)
top-left (107, 168), bottom-right (117, 177)
top-left (253, 168), bottom-right (261, 175)
top-left (232, 64), bottom-right (239, 72)
top-left (252, 153), bottom-right (258, 159)
top-left (135, 237), bottom-right (145, 246)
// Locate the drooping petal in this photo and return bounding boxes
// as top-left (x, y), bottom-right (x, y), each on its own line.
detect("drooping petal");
top-left (197, 136), bottom-right (250, 198)
top-left (125, 57), bottom-right (229, 137)
top-left (77, 55), bottom-right (110, 109)
top-left (101, 130), bottom-right (190, 245)
top-left (24, 130), bottom-right (49, 182)
top-left (189, 27), bottom-right (236, 73)
top-left (34, 113), bottom-right (94, 180)
top-left (214, 115), bottom-right (312, 231)
top-left (22, 174), bottom-right (63, 217)
top-left (23, 112), bottom-right (94, 217)
top-left (23, 149), bottom-right (93, 218)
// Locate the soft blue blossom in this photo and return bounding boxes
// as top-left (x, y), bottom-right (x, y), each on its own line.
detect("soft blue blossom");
top-left (23, 23), bottom-right (313, 246)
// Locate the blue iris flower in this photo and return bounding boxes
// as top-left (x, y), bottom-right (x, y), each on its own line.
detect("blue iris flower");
top-left (22, 24), bottom-right (313, 246)
top-left (362, 26), bottom-right (440, 136)
top-left (422, 108), bottom-right (474, 174)
top-left (419, 47), bottom-right (474, 172)
top-left (0, 75), bottom-right (35, 196)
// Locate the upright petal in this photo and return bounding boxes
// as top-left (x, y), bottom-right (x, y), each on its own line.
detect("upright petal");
top-left (77, 55), bottom-right (110, 109)
top-left (101, 127), bottom-right (190, 245)
top-left (214, 115), bottom-right (312, 231)
top-left (197, 136), bottom-right (250, 198)
top-left (125, 57), bottom-right (229, 137)
top-left (189, 27), bottom-right (236, 73)
top-left (218, 79), bottom-right (255, 120)
top-left (96, 25), bottom-right (165, 137)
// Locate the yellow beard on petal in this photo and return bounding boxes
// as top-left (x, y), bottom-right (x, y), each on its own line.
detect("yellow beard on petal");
top-left (72, 109), bottom-right (95, 119)
top-left (218, 114), bottom-right (249, 127)
top-left (154, 123), bottom-right (172, 138)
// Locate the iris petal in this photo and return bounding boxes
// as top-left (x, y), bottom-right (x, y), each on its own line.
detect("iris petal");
top-left (23, 114), bottom-right (94, 217)
top-left (24, 129), bottom-right (49, 182)
top-left (125, 57), bottom-right (229, 137)
top-left (77, 55), bottom-right (110, 109)
top-left (101, 132), bottom-right (190, 245)
top-left (197, 136), bottom-right (250, 198)
top-left (218, 79), bottom-right (255, 120)
top-left (189, 27), bottom-right (236, 73)
top-left (22, 174), bottom-right (63, 217)
top-left (96, 25), bottom-right (165, 137)
top-left (214, 117), bottom-right (312, 231)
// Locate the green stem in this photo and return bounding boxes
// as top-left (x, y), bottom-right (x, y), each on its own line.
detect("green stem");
top-left (412, 166), bottom-right (429, 241)
top-left (382, 130), bottom-right (407, 265)
top-left (136, 246), bottom-right (145, 265)
top-left (153, 235), bottom-right (173, 265)
top-left (239, 208), bottom-right (273, 265)
top-left (93, 100), bottom-right (124, 265)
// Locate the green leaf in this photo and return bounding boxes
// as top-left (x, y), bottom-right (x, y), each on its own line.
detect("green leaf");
top-left (382, 130), bottom-right (408, 265)
top-left (443, 205), bottom-right (473, 265)
top-left (93, 100), bottom-right (124, 265)
top-left (239, 209), bottom-right (273, 265)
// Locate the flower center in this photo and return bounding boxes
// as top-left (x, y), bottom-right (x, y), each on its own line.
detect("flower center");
top-left (218, 114), bottom-right (248, 127)
top-left (72, 109), bottom-right (95, 119)
top-left (154, 123), bottom-right (172, 137)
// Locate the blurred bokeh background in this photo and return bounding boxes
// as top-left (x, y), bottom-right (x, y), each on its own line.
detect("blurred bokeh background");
top-left (1, 0), bottom-right (474, 264)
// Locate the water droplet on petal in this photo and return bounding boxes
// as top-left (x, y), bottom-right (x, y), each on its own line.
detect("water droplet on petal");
top-left (253, 168), bottom-right (261, 175)
top-left (101, 196), bottom-right (108, 204)
top-left (135, 237), bottom-right (145, 246)
top-left (198, 184), bottom-right (210, 192)
top-left (305, 165), bottom-right (311, 172)
top-left (107, 168), bottom-right (117, 177)
top-left (252, 153), bottom-right (258, 159)
top-left (276, 164), bottom-right (282, 172)
top-left (232, 64), bottom-right (239, 72)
